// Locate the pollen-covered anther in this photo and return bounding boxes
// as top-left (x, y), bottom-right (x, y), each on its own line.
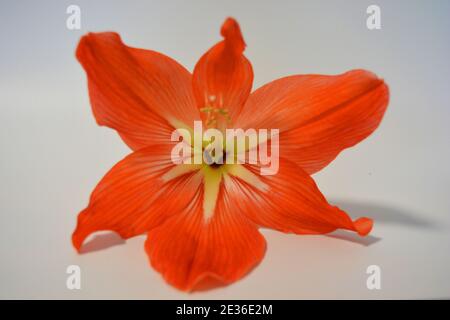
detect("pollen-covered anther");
top-left (200, 102), bottom-right (231, 127)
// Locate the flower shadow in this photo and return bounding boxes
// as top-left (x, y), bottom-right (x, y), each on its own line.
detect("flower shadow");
top-left (80, 232), bottom-right (126, 254)
top-left (325, 199), bottom-right (439, 246)
top-left (327, 230), bottom-right (381, 247)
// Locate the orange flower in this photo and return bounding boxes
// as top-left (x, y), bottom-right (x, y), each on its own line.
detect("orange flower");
top-left (73, 17), bottom-right (389, 291)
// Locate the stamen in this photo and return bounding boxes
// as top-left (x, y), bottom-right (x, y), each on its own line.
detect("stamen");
top-left (162, 164), bottom-right (202, 182)
top-left (226, 164), bottom-right (269, 192)
top-left (200, 94), bottom-right (231, 128)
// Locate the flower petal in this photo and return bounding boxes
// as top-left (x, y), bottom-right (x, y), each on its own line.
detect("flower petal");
top-left (192, 18), bottom-right (253, 125)
top-left (225, 159), bottom-right (373, 236)
top-left (236, 70), bottom-right (389, 174)
top-left (72, 143), bottom-right (202, 252)
top-left (76, 32), bottom-right (200, 150)
top-left (145, 178), bottom-right (266, 291)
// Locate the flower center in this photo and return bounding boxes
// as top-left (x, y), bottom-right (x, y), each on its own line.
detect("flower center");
top-left (203, 147), bottom-right (227, 168)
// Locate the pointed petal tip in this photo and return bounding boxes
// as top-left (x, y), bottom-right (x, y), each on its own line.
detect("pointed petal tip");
top-left (75, 32), bottom-right (121, 62)
top-left (71, 210), bottom-right (90, 253)
top-left (71, 231), bottom-right (84, 253)
top-left (348, 69), bottom-right (385, 84)
top-left (155, 266), bottom-right (251, 292)
top-left (220, 17), bottom-right (246, 52)
top-left (75, 34), bottom-right (90, 61)
top-left (221, 17), bottom-right (238, 32)
top-left (75, 32), bottom-right (98, 62)
top-left (176, 272), bottom-right (227, 292)
top-left (353, 217), bottom-right (373, 236)
top-left (355, 69), bottom-right (390, 95)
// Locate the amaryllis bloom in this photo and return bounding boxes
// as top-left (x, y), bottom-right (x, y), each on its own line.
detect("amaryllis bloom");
top-left (73, 17), bottom-right (389, 291)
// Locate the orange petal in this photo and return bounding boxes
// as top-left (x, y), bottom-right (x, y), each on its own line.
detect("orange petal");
top-left (72, 143), bottom-right (202, 252)
top-left (145, 181), bottom-right (266, 291)
top-left (76, 32), bottom-right (200, 150)
top-left (236, 70), bottom-right (389, 174)
top-left (225, 159), bottom-right (373, 236)
top-left (192, 18), bottom-right (253, 125)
